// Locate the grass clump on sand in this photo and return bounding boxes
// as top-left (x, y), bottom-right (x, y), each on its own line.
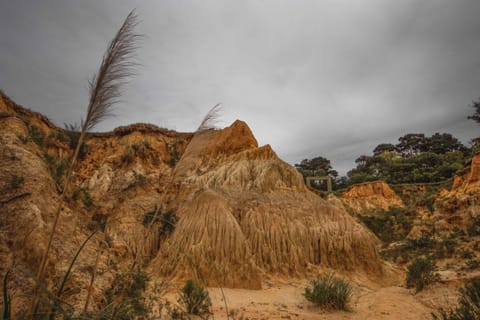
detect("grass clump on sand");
top-left (304, 272), bottom-right (352, 310)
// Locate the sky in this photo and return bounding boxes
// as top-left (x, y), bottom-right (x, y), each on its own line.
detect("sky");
top-left (1, 0), bottom-right (479, 174)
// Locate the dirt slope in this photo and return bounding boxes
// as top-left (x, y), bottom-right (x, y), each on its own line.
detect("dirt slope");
top-left (0, 92), bottom-right (386, 315)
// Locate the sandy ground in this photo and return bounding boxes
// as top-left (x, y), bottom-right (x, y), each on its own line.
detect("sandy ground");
top-left (207, 281), bottom-right (434, 320)
top-left (156, 267), bottom-right (471, 319)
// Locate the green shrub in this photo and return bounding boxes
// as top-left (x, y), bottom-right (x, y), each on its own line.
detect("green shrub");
top-left (177, 279), bottom-right (212, 316)
top-left (304, 272), bottom-right (352, 310)
top-left (103, 271), bottom-right (150, 320)
top-left (359, 207), bottom-right (413, 243)
top-left (59, 124), bottom-right (89, 159)
top-left (9, 175), bottom-right (24, 189)
top-left (158, 210), bottom-right (177, 237)
top-left (406, 257), bottom-right (439, 292)
top-left (0, 112), bottom-right (11, 118)
top-left (436, 238), bottom-right (457, 259)
top-left (460, 249), bottom-right (475, 260)
top-left (432, 278), bottom-right (480, 320)
top-left (17, 134), bottom-right (29, 144)
top-left (121, 145), bottom-right (135, 164)
top-left (44, 153), bottom-right (70, 185)
top-left (72, 186), bottom-right (94, 209)
top-left (467, 215), bottom-right (480, 237)
top-left (143, 208), bottom-right (177, 237)
top-left (132, 171), bottom-right (146, 186)
top-left (28, 124), bottom-right (45, 145)
top-left (407, 233), bottom-right (437, 251)
top-left (463, 259), bottom-right (480, 270)
top-left (163, 138), bottom-right (181, 166)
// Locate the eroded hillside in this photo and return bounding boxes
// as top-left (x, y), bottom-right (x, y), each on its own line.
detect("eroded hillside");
top-left (0, 92), bottom-right (385, 317)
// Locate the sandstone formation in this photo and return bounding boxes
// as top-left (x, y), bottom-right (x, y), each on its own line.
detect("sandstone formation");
top-left (340, 181), bottom-right (404, 215)
top-left (0, 91), bottom-right (383, 315)
top-left (151, 120), bottom-right (383, 288)
top-left (450, 153), bottom-right (480, 195)
top-left (433, 153), bottom-right (480, 233)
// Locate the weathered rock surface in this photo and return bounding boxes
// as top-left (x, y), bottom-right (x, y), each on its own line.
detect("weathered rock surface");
top-left (340, 181), bottom-right (404, 215)
top-left (0, 92), bottom-right (384, 314)
top-left (151, 120), bottom-right (383, 288)
top-left (433, 153), bottom-right (480, 233)
top-left (450, 153), bottom-right (480, 195)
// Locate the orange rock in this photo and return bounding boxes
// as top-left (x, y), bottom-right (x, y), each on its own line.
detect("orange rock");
top-left (340, 181), bottom-right (404, 215)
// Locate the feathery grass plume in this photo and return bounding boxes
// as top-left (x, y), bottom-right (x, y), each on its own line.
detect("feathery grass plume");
top-left (197, 103), bottom-right (222, 132)
top-left (84, 10), bottom-right (141, 131)
top-left (30, 10), bottom-right (141, 318)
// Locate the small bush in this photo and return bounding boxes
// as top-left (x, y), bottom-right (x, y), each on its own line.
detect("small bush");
top-left (158, 210), bottom-right (177, 237)
top-left (177, 279), bottom-right (212, 317)
top-left (44, 153), bottom-right (70, 185)
top-left (459, 249), bottom-right (475, 260)
top-left (143, 208), bottom-right (177, 237)
top-left (103, 271), bottom-right (150, 320)
top-left (463, 259), bottom-right (480, 270)
top-left (17, 134), bottom-right (29, 144)
top-left (164, 138), bottom-right (181, 166)
top-left (28, 124), bottom-right (45, 145)
top-left (432, 278), bottom-right (480, 320)
top-left (436, 238), bottom-right (457, 259)
top-left (406, 257), bottom-right (439, 292)
top-left (304, 272), bottom-right (352, 310)
top-left (132, 171), bottom-right (146, 186)
top-left (9, 175), bottom-right (24, 189)
top-left (359, 207), bottom-right (413, 243)
top-left (62, 124), bottom-right (89, 159)
top-left (407, 233), bottom-right (437, 251)
top-left (72, 186), bottom-right (94, 210)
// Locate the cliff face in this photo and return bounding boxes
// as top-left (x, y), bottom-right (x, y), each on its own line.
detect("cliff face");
top-left (450, 154), bottom-right (480, 195)
top-left (0, 92), bottom-right (383, 314)
top-left (340, 181), bottom-right (404, 215)
top-left (151, 120), bottom-right (382, 288)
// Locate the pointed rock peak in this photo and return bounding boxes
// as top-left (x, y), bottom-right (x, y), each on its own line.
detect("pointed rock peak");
top-left (219, 119), bottom-right (258, 151)
top-left (177, 120), bottom-right (258, 164)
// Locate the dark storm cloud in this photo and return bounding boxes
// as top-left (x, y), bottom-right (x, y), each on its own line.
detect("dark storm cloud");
top-left (1, 0), bottom-right (479, 174)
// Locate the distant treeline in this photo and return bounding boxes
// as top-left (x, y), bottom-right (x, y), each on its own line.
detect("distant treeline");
top-left (296, 132), bottom-right (480, 191)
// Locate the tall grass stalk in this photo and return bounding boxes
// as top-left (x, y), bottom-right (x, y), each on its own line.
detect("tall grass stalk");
top-left (48, 231), bottom-right (97, 320)
top-left (30, 10), bottom-right (141, 318)
top-left (83, 239), bottom-right (103, 314)
top-left (3, 271), bottom-right (11, 320)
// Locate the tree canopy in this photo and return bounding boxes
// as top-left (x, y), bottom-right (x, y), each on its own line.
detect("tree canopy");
top-left (346, 132), bottom-right (468, 185)
top-left (468, 99), bottom-right (480, 124)
top-left (295, 131), bottom-right (471, 191)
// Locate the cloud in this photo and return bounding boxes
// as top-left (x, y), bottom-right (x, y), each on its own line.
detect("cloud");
top-left (1, 0), bottom-right (478, 174)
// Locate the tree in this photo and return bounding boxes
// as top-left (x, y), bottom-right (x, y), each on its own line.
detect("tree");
top-left (425, 133), bottom-right (467, 155)
top-left (471, 137), bottom-right (480, 154)
top-left (396, 134), bottom-right (427, 157)
top-left (295, 156), bottom-right (338, 178)
top-left (373, 143), bottom-right (396, 156)
top-left (468, 99), bottom-right (480, 123)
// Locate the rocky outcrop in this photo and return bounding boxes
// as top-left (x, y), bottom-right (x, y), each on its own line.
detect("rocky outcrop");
top-left (432, 154), bottom-right (480, 233)
top-left (450, 153), bottom-right (480, 195)
top-left (340, 181), bottom-right (404, 215)
top-left (151, 121), bottom-right (383, 288)
top-left (0, 92), bottom-right (384, 315)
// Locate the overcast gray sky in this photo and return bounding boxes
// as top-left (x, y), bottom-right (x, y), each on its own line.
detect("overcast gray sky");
top-left (1, 0), bottom-right (479, 174)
